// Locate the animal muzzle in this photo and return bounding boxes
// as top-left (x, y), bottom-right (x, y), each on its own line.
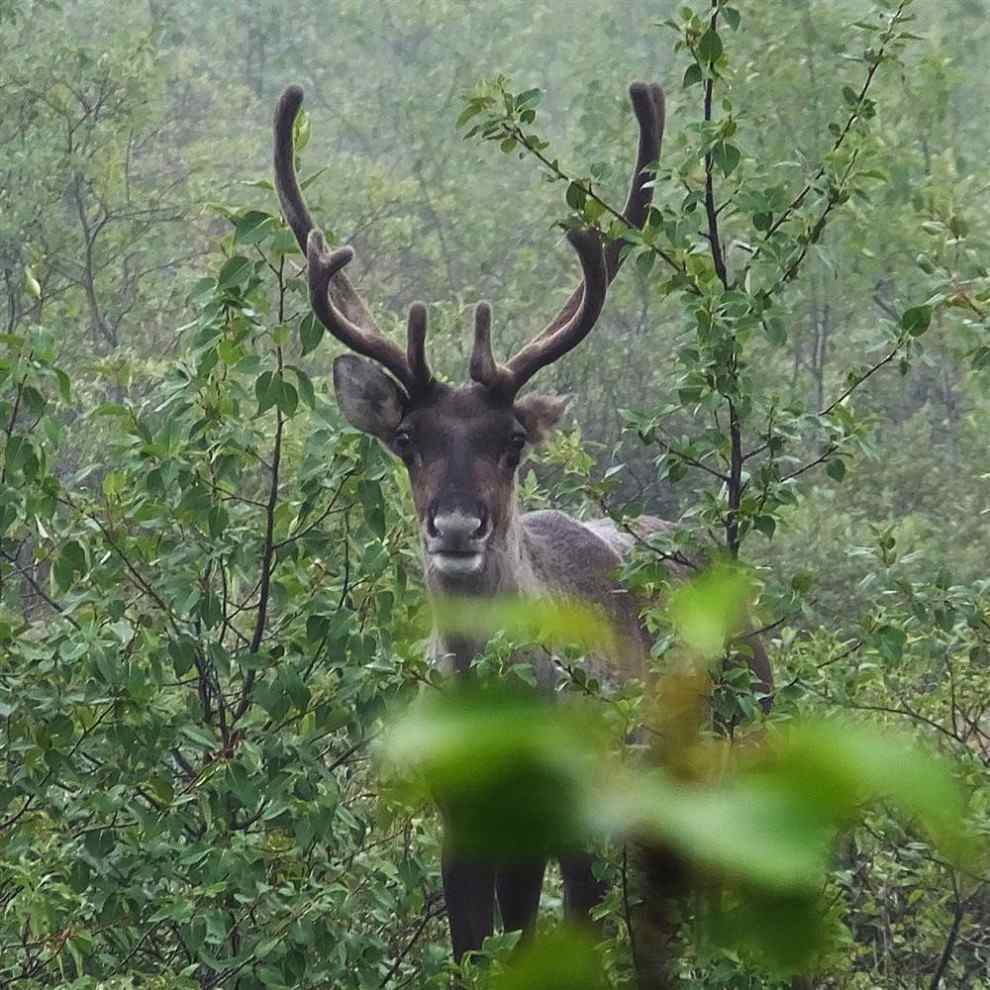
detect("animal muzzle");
top-left (425, 499), bottom-right (491, 578)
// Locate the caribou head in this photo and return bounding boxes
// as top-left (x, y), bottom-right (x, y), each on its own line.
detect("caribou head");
top-left (273, 83), bottom-right (664, 592)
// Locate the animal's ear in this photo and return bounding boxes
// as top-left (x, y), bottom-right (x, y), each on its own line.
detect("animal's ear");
top-left (514, 393), bottom-right (571, 447)
top-left (332, 354), bottom-right (407, 440)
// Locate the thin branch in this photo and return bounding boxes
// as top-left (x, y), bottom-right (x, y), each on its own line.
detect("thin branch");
top-left (379, 896), bottom-right (445, 988)
top-left (0, 550), bottom-right (80, 629)
top-left (740, 1), bottom-right (910, 280)
top-left (929, 874), bottom-right (964, 990)
top-left (500, 124), bottom-right (688, 282)
top-left (779, 339), bottom-right (906, 483)
top-left (235, 275), bottom-right (287, 721)
top-left (703, 3), bottom-right (729, 288)
top-left (818, 340), bottom-right (905, 418)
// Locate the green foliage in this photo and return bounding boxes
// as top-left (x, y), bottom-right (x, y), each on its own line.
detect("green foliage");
top-left (2, 0), bottom-right (989, 987)
top-left (0, 204), bottom-right (442, 988)
top-left (385, 580), bottom-right (974, 977)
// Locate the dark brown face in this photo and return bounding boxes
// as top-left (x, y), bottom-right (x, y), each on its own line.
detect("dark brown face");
top-left (332, 355), bottom-right (566, 583)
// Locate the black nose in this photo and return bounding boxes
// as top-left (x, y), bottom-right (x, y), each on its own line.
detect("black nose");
top-left (427, 500), bottom-right (489, 544)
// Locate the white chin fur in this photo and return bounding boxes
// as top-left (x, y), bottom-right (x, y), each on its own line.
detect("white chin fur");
top-left (429, 552), bottom-right (485, 578)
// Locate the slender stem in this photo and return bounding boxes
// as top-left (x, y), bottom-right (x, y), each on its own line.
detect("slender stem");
top-left (379, 897), bottom-right (444, 988)
top-left (0, 550), bottom-right (80, 629)
top-left (929, 876), bottom-right (963, 990)
top-left (725, 399), bottom-right (742, 557)
top-left (818, 339), bottom-right (905, 418)
top-left (235, 381), bottom-right (284, 720)
top-left (622, 845), bottom-right (642, 984)
top-left (703, 3), bottom-right (729, 288)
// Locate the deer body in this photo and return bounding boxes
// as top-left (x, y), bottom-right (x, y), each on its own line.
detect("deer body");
top-left (271, 79), bottom-right (771, 963)
top-left (427, 506), bottom-right (661, 681)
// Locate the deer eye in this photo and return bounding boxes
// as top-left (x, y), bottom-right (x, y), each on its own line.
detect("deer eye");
top-left (504, 433), bottom-right (527, 468)
top-left (392, 430), bottom-right (414, 456)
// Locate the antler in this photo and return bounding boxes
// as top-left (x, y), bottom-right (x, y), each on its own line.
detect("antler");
top-left (470, 81), bottom-right (665, 396)
top-left (273, 86), bottom-right (431, 395)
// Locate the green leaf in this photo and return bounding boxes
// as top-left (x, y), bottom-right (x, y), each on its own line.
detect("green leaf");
top-left (722, 6), bottom-right (741, 30)
top-left (54, 539), bottom-right (87, 592)
top-left (384, 689), bottom-right (604, 858)
top-left (456, 101), bottom-right (486, 129)
top-left (254, 371), bottom-right (279, 416)
top-left (234, 210), bottom-right (274, 245)
top-left (771, 722), bottom-right (972, 861)
top-left (287, 365), bottom-right (316, 408)
top-left (825, 458), bottom-right (846, 482)
top-left (300, 312), bottom-right (324, 355)
top-left (358, 479), bottom-right (385, 538)
top-left (683, 62), bottom-right (704, 88)
top-left (300, 166), bottom-right (328, 191)
top-left (276, 379), bottom-right (299, 416)
top-left (20, 385), bottom-right (45, 418)
top-left (218, 255), bottom-right (252, 288)
top-left (168, 639), bottom-right (197, 677)
top-left (763, 318), bottom-right (787, 346)
top-left (636, 250), bottom-right (656, 277)
top-left (515, 87), bottom-right (543, 110)
top-left (24, 267), bottom-right (42, 299)
top-left (566, 182), bottom-right (587, 211)
top-left (901, 304), bottom-right (933, 337)
top-left (492, 928), bottom-right (607, 990)
top-left (753, 514), bottom-right (776, 539)
top-left (604, 773), bottom-right (833, 891)
top-left (698, 27), bottom-right (723, 63)
top-left (714, 142), bottom-right (741, 177)
top-left (93, 402), bottom-right (130, 417)
top-left (431, 595), bottom-right (616, 656)
top-left (668, 563), bottom-right (756, 660)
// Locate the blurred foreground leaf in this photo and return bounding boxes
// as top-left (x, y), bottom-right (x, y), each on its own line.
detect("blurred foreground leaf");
top-left (383, 689), bottom-right (607, 858)
top-left (767, 721), bottom-right (974, 863)
top-left (668, 562), bottom-right (757, 660)
top-left (599, 773), bottom-right (834, 890)
top-left (431, 595), bottom-right (617, 657)
top-left (488, 928), bottom-right (607, 990)
top-left (385, 679), bottom-right (975, 973)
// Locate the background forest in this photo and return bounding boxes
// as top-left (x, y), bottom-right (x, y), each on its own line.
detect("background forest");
top-left (1, 0), bottom-right (989, 988)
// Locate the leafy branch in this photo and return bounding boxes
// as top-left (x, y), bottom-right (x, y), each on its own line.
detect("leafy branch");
top-left (457, 82), bottom-right (689, 283)
top-left (741, 0), bottom-right (914, 287)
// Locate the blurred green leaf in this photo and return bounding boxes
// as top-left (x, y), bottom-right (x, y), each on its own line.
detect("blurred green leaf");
top-left (383, 690), bottom-right (605, 858)
top-left (668, 563), bottom-right (756, 660)
top-left (489, 928), bottom-right (606, 990)
top-left (431, 595), bottom-right (616, 656)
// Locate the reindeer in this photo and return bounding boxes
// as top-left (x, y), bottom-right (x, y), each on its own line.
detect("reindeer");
top-left (272, 81), bottom-right (773, 962)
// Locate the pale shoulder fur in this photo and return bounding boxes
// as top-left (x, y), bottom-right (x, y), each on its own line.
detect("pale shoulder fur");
top-left (519, 511), bottom-right (675, 682)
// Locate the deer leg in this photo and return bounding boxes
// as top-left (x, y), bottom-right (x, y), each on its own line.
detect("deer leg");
top-left (442, 845), bottom-right (496, 961)
top-left (560, 851), bottom-right (608, 925)
top-left (495, 860), bottom-right (546, 937)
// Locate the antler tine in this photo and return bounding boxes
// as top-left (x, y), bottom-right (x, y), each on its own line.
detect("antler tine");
top-left (470, 301), bottom-right (512, 392)
top-left (406, 302), bottom-right (432, 387)
top-left (273, 86), bottom-right (315, 254)
top-left (531, 82), bottom-right (666, 345)
top-left (274, 85), bottom-right (427, 394)
top-left (605, 82), bottom-right (665, 277)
